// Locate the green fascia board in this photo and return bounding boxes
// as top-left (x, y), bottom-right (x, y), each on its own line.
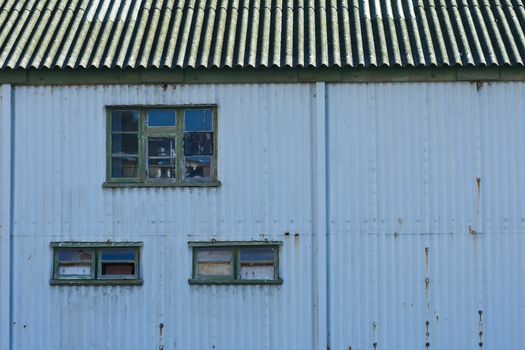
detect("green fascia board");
top-left (1, 67), bottom-right (525, 85)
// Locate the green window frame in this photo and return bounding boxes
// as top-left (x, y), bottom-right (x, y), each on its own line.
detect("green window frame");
top-left (104, 106), bottom-right (219, 188)
top-left (50, 242), bottom-right (143, 286)
top-left (188, 241), bottom-right (283, 285)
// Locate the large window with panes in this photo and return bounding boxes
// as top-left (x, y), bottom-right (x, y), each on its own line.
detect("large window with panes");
top-left (105, 106), bottom-right (218, 187)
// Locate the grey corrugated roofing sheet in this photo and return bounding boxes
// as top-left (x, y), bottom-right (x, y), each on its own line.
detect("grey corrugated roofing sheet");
top-left (0, 0), bottom-right (524, 69)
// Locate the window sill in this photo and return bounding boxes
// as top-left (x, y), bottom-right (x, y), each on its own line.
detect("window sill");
top-left (103, 180), bottom-right (221, 188)
top-left (50, 279), bottom-right (143, 286)
top-left (188, 278), bottom-right (283, 286)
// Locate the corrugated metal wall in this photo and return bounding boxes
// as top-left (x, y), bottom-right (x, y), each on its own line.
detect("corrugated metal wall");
top-left (5, 82), bottom-right (525, 349)
top-left (11, 84), bottom-right (316, 350)
top-left (327, 82), bottom-right (525, 350)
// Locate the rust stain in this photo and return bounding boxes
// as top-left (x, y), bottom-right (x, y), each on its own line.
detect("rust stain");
top-left (476, 177), bottom-right (481, 191)
top-left (478, 310), bottom-right (483, 348)
top-left (159, 323), bottom-right (164, 350)
top-left (476, 81), bottom-right (483, 92)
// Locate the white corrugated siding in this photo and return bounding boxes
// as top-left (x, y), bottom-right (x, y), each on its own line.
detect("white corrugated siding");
top-left (327, 82), bottom-right (525, 350)
top-left (11, 84), bottom-right (316, 350)
top-left (7, 82), bottom-right (525, 349)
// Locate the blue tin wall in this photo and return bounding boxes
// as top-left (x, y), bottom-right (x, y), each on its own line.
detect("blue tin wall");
top-left (2, 82), bottom-right (524, 349)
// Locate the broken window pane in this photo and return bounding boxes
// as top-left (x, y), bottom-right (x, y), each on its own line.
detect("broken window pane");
top-left (183, 132), bottom-right (213, 156)
top-left (184, 109), bottom-right (212, 131)
top-left (196, 248), bottom-right (233, 278)
top-left (185, 156), bottom-right (212, 180)
top-left (111, 133), bottom-right (139, 155)
top-left (239, 247), bottom-right (276, 280)
top-left (112, 156), bottom-right (139, 178)
top-left (148, 138), bottom-right (176, 179)
top-left (148, 110), bottom-right (176, 127)
top-left (56, 249), bottom-right (94, 277)
top-left (100, 249), bottom-right (136, 276)
top-left (111, 111), bottom-right (139, 132)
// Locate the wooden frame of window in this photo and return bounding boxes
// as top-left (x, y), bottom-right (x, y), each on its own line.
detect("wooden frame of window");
top-left (50, 242), bottom-right (143, 286)
top-left (104, 105), bottom-right (220, 188)
top-left (188, 241), bottom-right (283, 285)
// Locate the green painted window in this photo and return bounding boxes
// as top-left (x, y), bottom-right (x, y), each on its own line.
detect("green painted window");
top-left (50, 242), bottom-right (142, 286)
top-left (105, 106), bottom-right (219, 188)
top-left (189, 242), bottom-right (283, 285)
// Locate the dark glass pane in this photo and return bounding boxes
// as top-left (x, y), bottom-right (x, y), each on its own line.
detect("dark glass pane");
top-left (240, 248), bottom-right (275, 262)
top-left (101, 263), bottom-right (135, 275)
top-left (111, 156), bottom-right (138, 178)
top-left (100, 249), bottom-right (136, 261)
top-left (185, 156), bottom-right (212, 180)
top-left (111, 111), bottom-right (138, 132)
top-left (148, 110), bottom-right (176, 127)
top-left (148, 138), bottom-right (175, 157)
top-left (111, 134), bottom-right (138, 154)
top-left (184, 109), bottom-right (212, 131)
top-left (183, 132), bottom-right (213, 156)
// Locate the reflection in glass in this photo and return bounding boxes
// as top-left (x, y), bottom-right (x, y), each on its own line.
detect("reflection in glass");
top-left (100, 249), bottom-right (136, 276)
top-left (111, 134), bottom-right (139, 154)
top-left (111, 111), bottom-right (139, 132)
top-left (239, 247), bottom-right (275, 280)
top-left (148, 110), bottom-right (176, 127)
top-left (196, 248), bottom-right (233, 277)
top-left (111, 156), bottom-right (138, 178)
top-left (185, 156), bottom-right (212, 180)
top-left (56, 249), bottom-right (94, 277)
top-left (184, 132), bottom-right (213, 156)
top-left (184, 109), bottom-right (212, 131)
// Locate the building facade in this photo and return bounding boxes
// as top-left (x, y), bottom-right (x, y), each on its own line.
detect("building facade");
top-left (1, 1), bottom-right (525, 349)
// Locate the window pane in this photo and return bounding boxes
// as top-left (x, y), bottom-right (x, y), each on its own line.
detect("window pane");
top-left (112, 156), bottom-right (138, 178)
top-left (240, 247), bottom-right (275, 262)
top-left (148, 138), bottom-right (175, 157)
top-left (183, 132), bottom-right (213, 156)
top-left (111, 111), bottom-right (138, 132)
top-left (195, 248), bottom-right (233, 278)
top-left (100, 249), bottom-right (136, 261)
top-left (111, 134), bottom-right (138, 154)
top-left (148, 138), bottom-right (176, 179)
top-left (196, 248), bottom-right (232, 262)
top-left (101, 263), bottom-right (135, 275)
top-left (184, 109), bottom-right (212, 131)
top-left (148, 110), bottom-right (176, 127)
top-left (56, 249), bottom-right (94, 277)
top-left (185, 156), bottom-right (212, 180)
top-left (100, 249), bottom-right (136, 276)
top-left (239, 247), bottom-right (276, 280)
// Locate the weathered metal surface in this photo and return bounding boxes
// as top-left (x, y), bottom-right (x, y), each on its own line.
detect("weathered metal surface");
top-left (5, 81), bottom-right (525, 349)
top-left (1, 0), bottom-right (525, 69)
top-left (327, 82), bottom-right (525, 349)
top-left (10, 84), bottom-right (316, 349)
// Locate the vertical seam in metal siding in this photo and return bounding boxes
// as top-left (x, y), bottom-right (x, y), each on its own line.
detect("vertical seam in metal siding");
top-left (0, 84), bottom-right (12, 350)
top-left (313, 81), bottom-right (328, 350)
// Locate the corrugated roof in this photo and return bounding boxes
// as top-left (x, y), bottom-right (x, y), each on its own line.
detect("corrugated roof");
top-left (0, 0), bottom-right (524, 69)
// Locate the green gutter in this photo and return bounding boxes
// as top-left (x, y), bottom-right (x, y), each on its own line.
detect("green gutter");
top-left (0, 67), bottom-right (524, 85)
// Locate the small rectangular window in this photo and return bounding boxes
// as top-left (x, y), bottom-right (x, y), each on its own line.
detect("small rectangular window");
top-left (189, 242), bottom-right (282, 285)
top-left (105, 106), bottom-right (219, 187)
top-left (50, 242), bottom-right (142, 286)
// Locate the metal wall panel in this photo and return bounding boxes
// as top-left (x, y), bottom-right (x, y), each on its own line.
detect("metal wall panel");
top-left (11, 84), bottom-right (316, 350)
top-left (9, 82), bottom-right (525, 350)
top-left (327, 82), bottom-right (525, 350)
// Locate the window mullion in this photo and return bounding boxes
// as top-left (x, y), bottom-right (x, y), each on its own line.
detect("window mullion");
top-left (176, 108), bottom-right (184, 183)
top-left (139, 110), bottom-right (147, 182)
